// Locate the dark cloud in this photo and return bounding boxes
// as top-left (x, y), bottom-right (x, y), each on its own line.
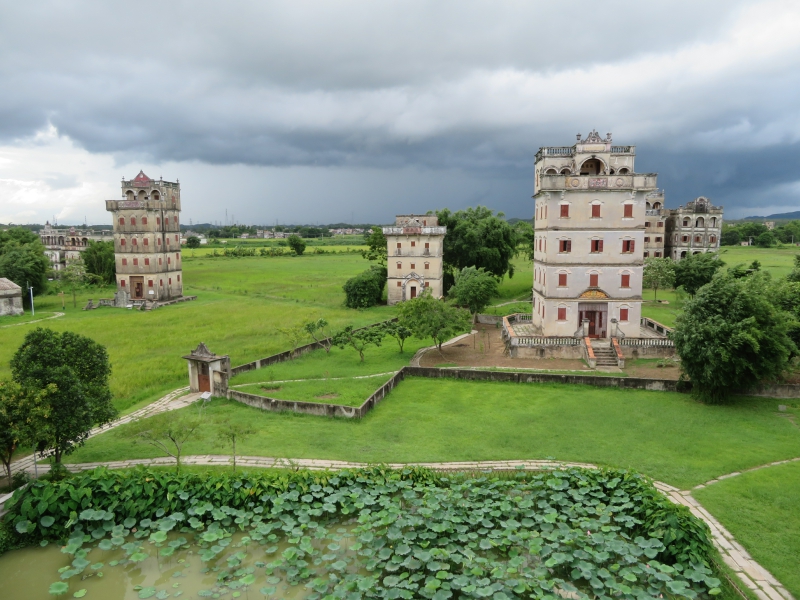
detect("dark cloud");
top-left (0, 0), bottom-right (799, 221)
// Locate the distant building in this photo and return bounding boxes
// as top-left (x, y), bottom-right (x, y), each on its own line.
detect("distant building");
top-left (38, 222), bottom-right (113, 271)
top-left (532, 130), bottom-right (655, 339)
top-left (0, 278), bottom-right (23, 316)
top-left (383, 215), bottom-right (446, 305)
top-left (664, 197), bottom-right (723, 260)
top-left (105, 171), bottom-right (184, 302)
top-left (765, 221), bottom-right (775, 230)
top-left (643, 191), bottom-right (667, 259)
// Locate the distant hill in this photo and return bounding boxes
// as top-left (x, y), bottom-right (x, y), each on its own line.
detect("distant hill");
top-left (742, 211), bottom-right (800, 221)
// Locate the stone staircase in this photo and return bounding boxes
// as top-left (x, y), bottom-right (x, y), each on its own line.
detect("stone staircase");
top-left (591, 342), bottom-right (619, 368)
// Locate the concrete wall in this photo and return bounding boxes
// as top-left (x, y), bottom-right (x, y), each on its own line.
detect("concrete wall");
top-left (511, 344), bottom-right (584, 360)
top-left (0, 295), bottom-right (23, 316)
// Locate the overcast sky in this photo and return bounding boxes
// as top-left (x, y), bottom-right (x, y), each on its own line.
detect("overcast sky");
top-left (2, 0), bottom-right (800, 226)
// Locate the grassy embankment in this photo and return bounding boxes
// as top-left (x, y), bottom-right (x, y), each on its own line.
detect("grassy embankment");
top-left (695, 460), bottom-right (800, 598)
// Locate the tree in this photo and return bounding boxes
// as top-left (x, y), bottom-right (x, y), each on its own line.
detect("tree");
top-left (672, 272), bottom-right (796, 404)
top-left (331, 325), bottom-right (385, 362)
top-left (382, 321), bottom-right (413, 353)
top-left (61, 258), bottom-right (97, 308)
top-left (786, 254), bottom-right (800, 283)
top-left (720, 229), bottom-right (740, 246)
top-left (514, 221), bottom-right (535, 261)
top-left (397, 292), bottom-right (472, 353)
top-left (729, 260), bottom-right (761, 279)
top-left (770, 278), bottom-right (800, 352)
top-left (82, 240), bottom-right (116, 284)
top-left (361, 226), bottom-right (387, 266)
top-left (10, 328), bottom-right (117, 464)
top-left (287, 234), bottom-right (306, 256)
top-left (217, 422), bottom-right (255, 472)
top-left (126, 412), bottom-right (202, 474)
top-left (343, 266), bottom-right (386, 308)
top-left (303, 317), bottom-right (332, 354)
top-left (674, 252), bottom-right (724, 297)
top-left (278, 324), bottom-right (306, 358)
top-left (449, 266), bottom-right (498, 314)
top-left (436, 206), bottom-right (518, 290)
top-left (642, 257), bottom-right (676, 301)
top-left (186, 236), bottom-right (201, 249)
top-left (0, 227), bottom-right (50, 300)
top-left (0, 380), bottom-right (52, 483)
top-left (756, 231), bottom-right (775, 248)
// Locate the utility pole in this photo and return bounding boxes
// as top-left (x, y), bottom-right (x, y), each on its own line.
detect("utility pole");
top-left (27, 281), bottom-right (35, 316)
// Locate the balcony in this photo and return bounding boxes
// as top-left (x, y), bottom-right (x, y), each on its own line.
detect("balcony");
top-left (382, 226), bottom-right (446, 235)
top-left (539, 173), bottom-right (657, 192)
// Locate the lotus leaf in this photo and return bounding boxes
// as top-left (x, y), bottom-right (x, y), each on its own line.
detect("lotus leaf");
top-left (137, 587), bottom-right (157, 599)
top-left (49, 582), bottom-right (70, 596)
top-left (73, 590), bottom-right (87, 598)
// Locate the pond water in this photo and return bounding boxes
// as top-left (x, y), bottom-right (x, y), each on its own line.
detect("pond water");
top-left (0, 528), bottom-right (360, 599)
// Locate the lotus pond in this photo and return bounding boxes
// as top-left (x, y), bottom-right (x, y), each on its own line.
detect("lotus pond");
top-left (0, 467), bottom-right (725, 600)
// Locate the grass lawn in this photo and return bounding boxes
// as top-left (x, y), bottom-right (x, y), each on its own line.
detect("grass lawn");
top-left (694, 461), bottom-right (800, 598)
top-left (718, 245), bottom-right (799, 278)
top-left (236, 375), bottom-right (391, 407)
top-left (66, 377), bottom-right (799, 490)
top-left (0, 254), bottom-right (398, 413)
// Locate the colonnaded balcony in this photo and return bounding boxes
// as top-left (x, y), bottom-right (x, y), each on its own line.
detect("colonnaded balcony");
top-left (502, 313), bottom-right (673, 343)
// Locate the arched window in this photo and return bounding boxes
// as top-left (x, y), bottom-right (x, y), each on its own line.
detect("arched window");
top-left (696, 217), bottom-right (705, 227)
top-left (119, 217), bottom-right (125, 226)
top-left (152, 191), bottom-right (160, 201)
top-left (142, 217), bottom-right (148, 225)
top-left (580, 158), bottom-right (604, 175)
top-left (131, 217), bottom-right (136, 226)
top-left (617, 167), bottom-right (629, 174)
top-left (545, 168), bottom-right (558, 174)
top-left (560, 167), bottom-right (571, 175)
top-left (645, 202), bottom-right (652, 210)
top-left (711, 217), bottom-right (717, 227)
top-left (653, 202), bottom-right (662, 209)
top-left (683, 217), bottom-right (690, 227)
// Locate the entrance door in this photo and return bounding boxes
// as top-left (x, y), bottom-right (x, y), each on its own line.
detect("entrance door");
top-left (130, 276), bottom-right (144, 300)
top-left (410, 286), bottom-right (417, 299)
top-left (198, 363), bottom-right (211, 393)
top-left (578, 303), bottom-right (608, 338)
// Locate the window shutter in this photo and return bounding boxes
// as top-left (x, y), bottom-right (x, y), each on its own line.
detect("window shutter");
top-left (557, 307), bottom-right (566, 321)
top-left (620, 308), bottom-right (629, 321)
top-left (630, 240), bottom-right (635, 252)
top-left (592, 204), bottom-right (601, 218)
top-left (624, 204), bottom-right (633, 218)
top-left (590, 273), bottom-right (598, 287)
top-left (621, 274), bottom-right (630, 287)
top-left (558, 273), bottom-right (567, 287)
top-left (560, 204), bottom-right (569, 218)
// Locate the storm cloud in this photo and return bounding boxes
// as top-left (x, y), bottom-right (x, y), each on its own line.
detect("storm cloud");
top-left (1, 0), bottom-right (799, 224)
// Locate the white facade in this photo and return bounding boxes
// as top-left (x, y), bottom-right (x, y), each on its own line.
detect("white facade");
top-left (383, 215), bottom-right (446, 305)
top-left (532, 130), bottom-right (657, 339)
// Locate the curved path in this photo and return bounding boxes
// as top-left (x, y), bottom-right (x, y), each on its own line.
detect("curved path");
top-left (0, 311), bottom-right (65, 328)
top-left (4, 386), bottom-right (796, 600)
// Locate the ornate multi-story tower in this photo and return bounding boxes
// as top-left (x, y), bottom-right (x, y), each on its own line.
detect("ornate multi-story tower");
top-left (383, 215), bottom-right (446, 305)
top-left (665, 197), bottom-right (723, 260)
top-left (532, 131), bottom-right (657, 339)
top-left (105, 171), bottom-right (183, 302)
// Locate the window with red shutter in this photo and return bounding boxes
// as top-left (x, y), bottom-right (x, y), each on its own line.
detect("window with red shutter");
top-left (397, 281), bottom-right (401, 287)
top-left (142, 217), bottom-right (147, 225)
top-left (148, 280), bottom-right (153, 287)
top-left (592, 204), bottom-right (601, 218)
top-left (145, 258), bottom-right (149, 266)
top-left (620, 308), bottom-right (629, 321)
top-left (121, 239), bottom-right (126, 246)
top-left (559, 239), bottom-right (571, 253)
top-left (178, 274), bottom-right (181, 282)
top-left (121, 280), bottom-right (125, 287)
top-left (131, 217), bottom-right (136, 226)
top-left (424, 282), bottom-right (429, 288)
top-left (624, 204), bottom-right (633, 218)
top-left (560, 204), bottom-right (569, 218)
top-left (122, 258), bottom-right (127, 266)
top-left (589, 273), bottom-right (598, 287)
top-left (621, 274), bottom-right (630, 288)
top-left (411, 241), bottom-right (415, 247)
top-left (558, 273), bottom-right (567, 287)
top-left (644, 251), bottom-right (649, 258)
top-left (657, 222), bottom-right (664, 227)
top-left (119, 217), bottom-right (125, 226)
top-left (622, 239), bottom-right (635, 253)
top-left (557, 307), bottom-right (566, 321)
top-left (591, 239), bottom-right (603, 253)
top-left (144, 238), bottom-right (149, 246)
top-left (410, 263), bottom-right (415, 269)
top-left (133, 258), bottom-right (138, 266)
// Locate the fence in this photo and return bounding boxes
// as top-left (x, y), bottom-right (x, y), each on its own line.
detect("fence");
top-left (640, 316), bottom-right (673, 337)
top-left (621, 338), bottom-right (674, 347)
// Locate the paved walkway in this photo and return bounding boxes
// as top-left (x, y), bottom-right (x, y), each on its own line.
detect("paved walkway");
top-left (3, 383), bottom-right (796, 600)
top-left (0, 311), bottom-right (65, 328)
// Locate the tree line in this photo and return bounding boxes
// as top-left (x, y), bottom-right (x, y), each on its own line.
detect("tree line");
top-left (721, 220), bottom-right (800, 247)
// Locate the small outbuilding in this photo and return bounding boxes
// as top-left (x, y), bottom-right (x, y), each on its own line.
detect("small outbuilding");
top-left (0, 278), bottom-right (23, 316)
top-left (182, 342), bottom-right (230, 395)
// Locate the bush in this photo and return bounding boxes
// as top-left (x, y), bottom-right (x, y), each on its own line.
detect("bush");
top-left (756, 231), bottom-right (776, 247)
top-left (287, 234), bottom-right (306, 256)
top-left (449, 266), bottom-right (498, 314)
top-left (342, 266), bottom-right (386, 308)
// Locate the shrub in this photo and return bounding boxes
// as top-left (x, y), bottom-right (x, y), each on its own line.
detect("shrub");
top-left (342, 266), bottom-right (385, 308)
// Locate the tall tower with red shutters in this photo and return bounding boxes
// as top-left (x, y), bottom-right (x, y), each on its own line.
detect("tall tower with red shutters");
top-left (531, 131), bottom-right (657, 339)
top-left (105, 171), bottom-right (184, 302)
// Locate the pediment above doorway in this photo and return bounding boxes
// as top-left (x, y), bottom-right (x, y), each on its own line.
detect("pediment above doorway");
top-left (579, 289), bottom-right (609, 300)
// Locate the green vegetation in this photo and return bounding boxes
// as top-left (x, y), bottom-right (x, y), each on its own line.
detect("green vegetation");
top-left (449, 266), bottom-right (499, 314)
top-left (718, 245), bottom-right (799, 279)
top-left (397, 292), bottom-right (472, 352)
top-left (0, 253), bottom-right (399, 413)
top-left (342, 265), bottom-right (386, 308)
top-left (287, 233), bottom-right (306, 255)
top-left (4, 466), bottom-right (723, 599)
top-left (674, 252), bottom-right (724, 297)
top-left (236, 374), bottom-right (390, 406)
top-left (642, 256), bottom-right (676, 301)
top-left (0, 226), bottom-right (49, 298)
top-left (81, 240), bottom-right (116, 284)
top-left (11, 328), bottom-right (117, 463)
top-left (673, 272), bottom-right (797, 403)
top-left (695, 460), bottom-right (800, 598)
top-left (67, 378), bottom-right (800, 490)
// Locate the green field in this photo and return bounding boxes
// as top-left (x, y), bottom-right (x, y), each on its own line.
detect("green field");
top-left (718, 245), bottom-right (799, 278)
top-left (695, 460), bottom-right (800, 598)
top-left (67, 377), bottom-right (799, 490)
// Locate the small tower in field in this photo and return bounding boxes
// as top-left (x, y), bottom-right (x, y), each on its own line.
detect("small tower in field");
top-left (383, 215), bottom-right (446, 304)
top-left (105, 171), bottom-right (184, 302)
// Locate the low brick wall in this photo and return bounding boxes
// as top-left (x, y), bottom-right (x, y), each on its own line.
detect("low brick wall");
top-left (475, 314), bottom-right (503, 325)
top-left (511, 344), bottom-right (585, 360)
top-left (749, 383), bottom-right (800, 399)
top-left (403, 366), bottom-right (681, 392)
top-left (228, 369), bottom-right (407, 419)
top-left (230, 318), bottom-right (397, 377)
